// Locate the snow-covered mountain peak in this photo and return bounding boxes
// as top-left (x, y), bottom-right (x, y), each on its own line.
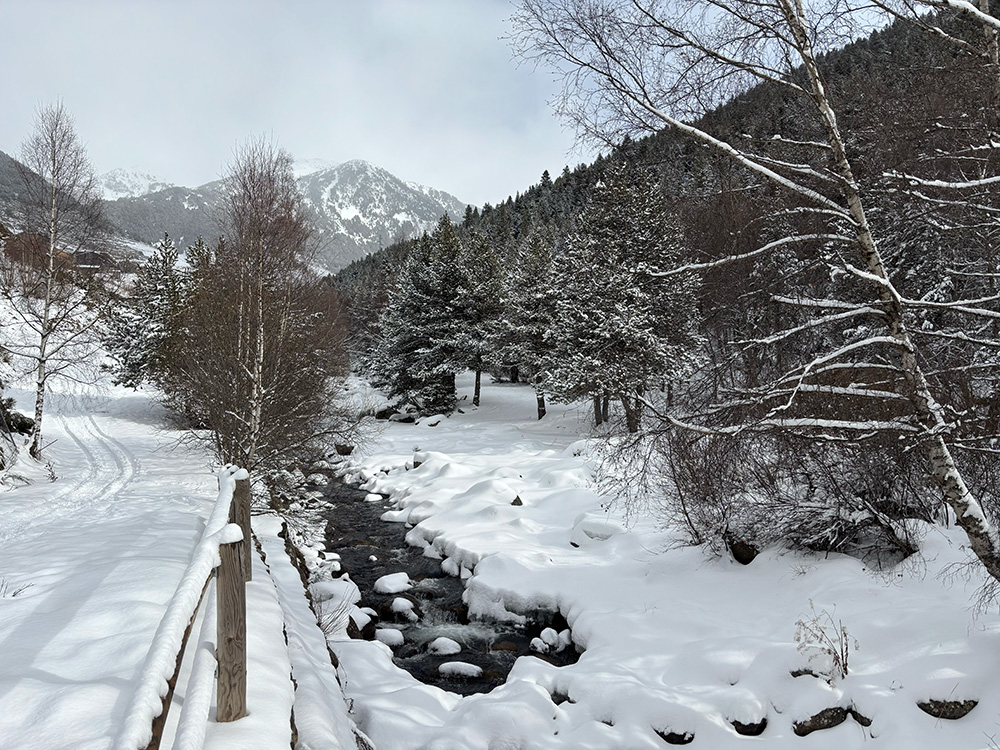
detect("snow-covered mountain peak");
top-left (99, 157), bottom-right (468, 273)
top-left (292, 158), bottom-right (339, 179)
top-left (98, 168), bottom-right (173, 201)
top-left (296, 160), bottom-right (468, 245)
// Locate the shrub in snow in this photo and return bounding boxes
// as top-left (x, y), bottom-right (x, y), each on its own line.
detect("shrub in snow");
top-left (315, 594), bottom-right (355, 638)
top-left (794, 601), bottom-right (857, 684)
top-left (311, 578), bottom-right (361, 606)
top-left (602, 429), bottom-right (931, 569)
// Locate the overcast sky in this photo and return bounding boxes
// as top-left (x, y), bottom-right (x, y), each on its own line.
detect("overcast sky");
top-left (0, 0), bottom-right (594, 207)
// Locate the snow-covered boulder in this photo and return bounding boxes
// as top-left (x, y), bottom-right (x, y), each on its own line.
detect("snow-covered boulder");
top-left (428, 636), bottom-right (462, 655)
top-left (439, 661), bottom-right (483, 678)
top-left (374, 572), bottom-right (412, 594)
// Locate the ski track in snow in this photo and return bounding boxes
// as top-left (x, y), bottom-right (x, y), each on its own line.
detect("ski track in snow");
top-left (0, 397), bottom-right (141, 546)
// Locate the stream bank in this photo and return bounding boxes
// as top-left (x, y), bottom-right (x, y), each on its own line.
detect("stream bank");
top-left (316, 477), bottom-right (579, 696)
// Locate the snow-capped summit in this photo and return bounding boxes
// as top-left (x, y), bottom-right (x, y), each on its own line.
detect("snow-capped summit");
top-left (296, 159), bottom-right (468, 267)
top-left (292, 158), bottom-right (339, 178)
top-left (102, 158), bottom-right (468, 273)
top-left (97, 167), bottom-right (174, 201)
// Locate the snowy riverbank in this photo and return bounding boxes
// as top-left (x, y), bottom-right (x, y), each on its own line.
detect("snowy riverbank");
top-left (3, 370), bottom-right (999, 749)
top-left (327, 373), bottom-right (1000, 750)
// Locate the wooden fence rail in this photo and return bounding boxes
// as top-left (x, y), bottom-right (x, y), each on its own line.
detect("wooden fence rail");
top-left (113, 465), bottom-right (252, 750)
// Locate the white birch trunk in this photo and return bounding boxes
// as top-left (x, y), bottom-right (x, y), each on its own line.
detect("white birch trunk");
top-left (29, 153), bottom-right (59, 459)
top-left (782, 0), bottom-right (1000, 580)
top-left (244, 241), bottom-right (266, 469)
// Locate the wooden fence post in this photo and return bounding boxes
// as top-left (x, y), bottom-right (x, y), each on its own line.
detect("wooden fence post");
top-left (216, 491), bottom-right (247, 722)
top-left (234, 476), bottom-right (252, 582)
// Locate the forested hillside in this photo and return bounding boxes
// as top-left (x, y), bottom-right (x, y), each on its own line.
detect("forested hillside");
top-left (337, 7), bottom-right (1000, 570)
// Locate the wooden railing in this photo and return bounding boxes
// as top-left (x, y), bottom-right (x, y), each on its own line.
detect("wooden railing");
top-left (113, 465), bottom-right (252, 750)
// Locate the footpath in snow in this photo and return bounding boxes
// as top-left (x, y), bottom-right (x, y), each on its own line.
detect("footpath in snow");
top-left (0, 381), bottom-right (356, 750)
top-left (324, 373), bottom-right (1000, 750)
top-left (0, 384), bottom-right (224, 749)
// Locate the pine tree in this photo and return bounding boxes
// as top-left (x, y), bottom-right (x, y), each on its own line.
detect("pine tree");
top-left (456, 231), bottom-right (505, 406)
top-left (545, 162), bottom-right (702, 432)
top-left (375, 215), bottom-right (466, 414)
top-left (105, 234), bottom-right (185, 388)
top-left (489, 227), bottom-right (558, 419)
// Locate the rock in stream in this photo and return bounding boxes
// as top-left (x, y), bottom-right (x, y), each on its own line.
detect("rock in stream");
top-left (317, 478), bottom-right (579, 696)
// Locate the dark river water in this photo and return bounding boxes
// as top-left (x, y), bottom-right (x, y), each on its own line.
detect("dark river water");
top-left (317, 478), bottom-right (579, 696)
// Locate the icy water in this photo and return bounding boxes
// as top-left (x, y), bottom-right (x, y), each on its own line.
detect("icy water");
top-left (318, 478), bottom-right (579, 696)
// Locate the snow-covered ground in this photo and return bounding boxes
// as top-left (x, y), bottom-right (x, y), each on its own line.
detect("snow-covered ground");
top-left (0, 382), bottom-right (216, 748)
top-left (330, 373), bottom-right (1000, 750)
top-left (4, 366), bottom-right (1000, 750)
top-left (0, 379), bottom-right (339, 750)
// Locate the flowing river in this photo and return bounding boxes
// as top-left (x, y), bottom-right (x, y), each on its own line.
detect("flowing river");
top-left (317, 478), bottom-right (579, 696)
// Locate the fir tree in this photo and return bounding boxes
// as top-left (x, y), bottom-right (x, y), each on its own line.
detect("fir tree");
top-left (456, 231), bottom-right (505, 406)
top-left (489, 227), bottom-right (557, 419)
top-left (375, 215), bottom-right (466, 414)
top-left (105, 233), bottom-right (186, 389)
top-left (545, 162), bottom-right (702, 432)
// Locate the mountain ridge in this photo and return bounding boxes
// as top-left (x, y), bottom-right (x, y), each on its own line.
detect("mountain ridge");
top-left (97, 168), bottom-right (174, 201)
top-left (0, 153), bottom-right (467, 273)
top-left (103, 158), bottom-right (467, 272)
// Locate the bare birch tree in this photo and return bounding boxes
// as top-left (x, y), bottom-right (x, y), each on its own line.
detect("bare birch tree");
top-left (172, 138), bottom-right (353, 472)
top-left (513, 0), bottom-right (1000, 582)
top-left (0, 102), bottom-right (106, 458)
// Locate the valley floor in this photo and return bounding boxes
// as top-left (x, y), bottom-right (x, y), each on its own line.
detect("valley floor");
top-left (2, 372), bottom-right (1000, 749)
top-left (329, 373), bottom-right (1000, 750)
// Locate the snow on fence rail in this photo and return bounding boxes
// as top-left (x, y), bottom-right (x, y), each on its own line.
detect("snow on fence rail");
top-left (114, 465), bottom-right (252, 750)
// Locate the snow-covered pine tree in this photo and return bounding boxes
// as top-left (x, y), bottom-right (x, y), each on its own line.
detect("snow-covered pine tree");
top-left (545, 162), bottom-right (702, 432)
top-left (488, 227), bottom-right (558, 419)
top-left (374, 215), bottom-right (467, 414)
top-left (105, 234), bottom-right (185, 388)
top-left (455, 230), bottom-right (504, 406)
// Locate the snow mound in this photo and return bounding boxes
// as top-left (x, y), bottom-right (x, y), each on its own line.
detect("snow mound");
top-left (427, 637), bottom-right (462, 656)
top-left (391, 597), bottom-right (420, 622)
top-left (312, 578), bottom-right (361, 606)
top-left (376, 628), bottom-right (405, 647)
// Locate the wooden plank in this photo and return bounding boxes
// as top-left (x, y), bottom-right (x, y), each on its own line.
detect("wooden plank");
top-left (234, 476), bottom-right (252, 582)
top-left (216, 496), bottom-right (247, 722)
